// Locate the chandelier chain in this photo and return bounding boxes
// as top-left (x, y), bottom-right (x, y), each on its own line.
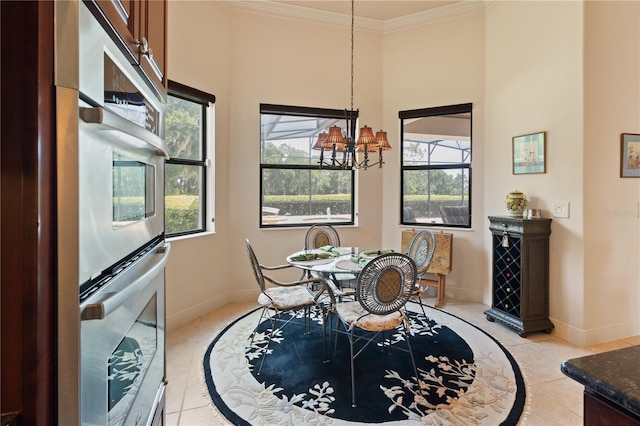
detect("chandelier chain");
top-left (315, 0), bottom-right (389, 170)
top-left (350, 0), bottom-right (354, 113)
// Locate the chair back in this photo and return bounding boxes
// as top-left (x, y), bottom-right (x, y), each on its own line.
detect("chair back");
top-left (305, 224), bottom-right (341, 249)
top-left (439, 205), bottom-right (469, 225)
top-left (403, 206), bottom-right (417, 223)
top-left (407, 230), bottom-right (436, 275)
top-left (245, 239), bottom-right (266, 292)
top-left (356, 253), bottom-right (416, 315)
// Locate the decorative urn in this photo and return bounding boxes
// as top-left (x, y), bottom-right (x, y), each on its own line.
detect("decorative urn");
top-left (506, 189), bottom-right (528, 217)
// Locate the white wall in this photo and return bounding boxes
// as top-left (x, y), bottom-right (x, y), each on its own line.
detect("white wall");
top-left (166, 1), bottom-right (386, 329)
top-left (166, 0), bottom-right (235, 327)
top-left (380, 7), bottom-right (488, 304)
top-left (484, 1), bottom-right (587, 341)
top-left (166, 0), bottom-right (640, 345)
top-left (583, 1), bottom-right (640, 343)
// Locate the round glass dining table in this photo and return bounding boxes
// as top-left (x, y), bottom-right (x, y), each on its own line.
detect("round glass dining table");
top-left (286, 247), bottom-right (369, 300)
top-left (286, 247), bottom-right (364, 275)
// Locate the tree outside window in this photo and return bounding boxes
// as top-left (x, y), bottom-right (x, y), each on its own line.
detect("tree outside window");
top-left (400, 104), bottom-right (472, 228)
top-left (260, 104), bottom-right (356, 227)
top-left (165, 81), bottom-right (215, 236)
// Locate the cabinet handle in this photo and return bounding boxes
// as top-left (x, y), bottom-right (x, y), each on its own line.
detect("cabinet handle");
top-left (501, 231), bottom-right (509, 247)
top-left (135, 38), bottom-right (162, 81)
top-left (135, 37), bottom-right (149, 55)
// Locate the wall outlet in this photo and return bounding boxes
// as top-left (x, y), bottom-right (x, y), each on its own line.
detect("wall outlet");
top-left (554, 202), bottom-right (570, 218)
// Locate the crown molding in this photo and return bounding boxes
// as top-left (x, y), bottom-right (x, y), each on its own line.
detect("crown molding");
top-left (384, 1), bottom-right (486, 33)
top-left (222, 1), bottom-right (487, 33)
top-left (221, 0), bottom-right (382, 32)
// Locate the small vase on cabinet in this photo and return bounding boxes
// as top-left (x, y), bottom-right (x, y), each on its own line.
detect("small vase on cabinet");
top-left (505, 190), bottom-right (527, 217)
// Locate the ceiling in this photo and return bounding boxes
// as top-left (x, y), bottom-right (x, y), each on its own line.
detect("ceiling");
top-left (273, 1), bottom-right (463, 21)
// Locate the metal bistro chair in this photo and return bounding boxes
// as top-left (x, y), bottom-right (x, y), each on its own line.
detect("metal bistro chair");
top-left (333, 253), bottom-right (419, 407)
top-left (305, 223), bottom-right (341, 250)
top-left (245, 239), bottom-right (330, 374)
top-left (304, 224), bottom-right (356, 300)
top-left (406, 229), bottom-right (436, 317)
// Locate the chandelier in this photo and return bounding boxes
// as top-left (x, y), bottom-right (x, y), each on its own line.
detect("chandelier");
top-left (313, 0), bottom-right (391, 170)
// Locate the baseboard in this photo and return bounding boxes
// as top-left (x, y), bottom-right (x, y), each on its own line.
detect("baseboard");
top-left (551, 317), bottom-right (640, 346)
top-left (166, 289), bottom-right (256, 331)
top-left (443, 288), bottom-right (640, 346)
top-left (166, 288), bottom-right (638, 346)
top-left (443, 285), bottom-right (487, 305)
top-left (166, 295), bottom-right (227, 331)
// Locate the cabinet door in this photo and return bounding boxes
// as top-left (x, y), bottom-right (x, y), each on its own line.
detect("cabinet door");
top-left (492, 233), bottom-right (522, 318)
top-left (95, 0), bottom-right (139, 65)
top-left (585, 390), bottom-right (640, 426)
top-left (138, 0), bottom-right (167, 97)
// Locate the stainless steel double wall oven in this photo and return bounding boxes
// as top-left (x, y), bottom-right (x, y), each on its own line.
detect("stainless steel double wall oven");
top-left (57, 2), bottom-right (170, 425)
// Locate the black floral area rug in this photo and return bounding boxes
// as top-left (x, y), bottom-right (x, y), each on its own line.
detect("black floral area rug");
top-left (203, 303), bottom-right (525, 425)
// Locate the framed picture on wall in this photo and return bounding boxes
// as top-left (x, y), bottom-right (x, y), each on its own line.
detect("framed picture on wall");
top-left (620, 133), bottom-right (640, 177)
top-left (512, 131), bottom-right (546, 174)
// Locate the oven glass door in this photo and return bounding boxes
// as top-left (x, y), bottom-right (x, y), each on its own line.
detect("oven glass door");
top-left (108, 294), bottom-right (158, 425)
top-left (78, 107), bottom-right (167, 285)
top-left (113, 153), bottom-right (156, 227)
top-left (80, 242), bottom-right (168, 426)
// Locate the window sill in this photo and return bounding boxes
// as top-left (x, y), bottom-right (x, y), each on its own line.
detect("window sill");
top-left (167, 230), bottom-right (215, 242)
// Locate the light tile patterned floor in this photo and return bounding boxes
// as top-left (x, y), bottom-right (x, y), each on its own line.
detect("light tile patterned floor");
top-left (165, 297), bottom-right (640, 425)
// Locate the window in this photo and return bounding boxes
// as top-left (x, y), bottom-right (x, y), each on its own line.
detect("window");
top-left (400, 103), bottom-right (472, 228)
top-left (165, 81), bottom-right (215, 237)
top-left (260, 104), bottom-right (357, 228)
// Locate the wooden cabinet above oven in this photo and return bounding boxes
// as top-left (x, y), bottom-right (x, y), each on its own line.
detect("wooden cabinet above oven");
top-left (138, 0), bottom-right (167, 99)
top-left (85, 0), bottom-right (167, 100)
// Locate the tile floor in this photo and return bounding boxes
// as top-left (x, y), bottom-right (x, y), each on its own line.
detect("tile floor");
top-left (165, 296), bottom-right (640, 425)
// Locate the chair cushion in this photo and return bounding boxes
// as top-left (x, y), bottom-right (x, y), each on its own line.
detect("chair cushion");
top-left (336, 301), bottom-right (404, 332)
top-left (259, 286), bottom-right (316, 311)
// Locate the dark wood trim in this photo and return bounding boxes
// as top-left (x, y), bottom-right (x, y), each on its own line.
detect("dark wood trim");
top-left (260, 103), bottom-right (359, 119)
top-left (168, 80), bottom-right (216, 105)
top-left (1, 1), bottom-right (56, 424)
top-left (399, 102), bottom-right (473, 119)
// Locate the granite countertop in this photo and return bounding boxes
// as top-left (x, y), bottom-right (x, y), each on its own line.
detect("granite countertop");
top-left (561, 345), bottom-right (640, 417)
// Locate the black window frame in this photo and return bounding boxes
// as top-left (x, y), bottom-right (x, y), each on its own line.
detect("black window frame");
top-left (165, 80), bottom-right (215, 238)
top-left (260, 103), bottom-right (358, 229)
top-left (399, 103), bottom-right (473, 228)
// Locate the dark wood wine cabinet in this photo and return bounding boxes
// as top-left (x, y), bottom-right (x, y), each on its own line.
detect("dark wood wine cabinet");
top-left (485, 216), bottom-right (554, 337)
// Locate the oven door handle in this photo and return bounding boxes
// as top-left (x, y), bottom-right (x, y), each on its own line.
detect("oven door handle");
top-left (81, 243), bottom-right (171, 320)
top-left (79, 106), bottom-right (170, 158)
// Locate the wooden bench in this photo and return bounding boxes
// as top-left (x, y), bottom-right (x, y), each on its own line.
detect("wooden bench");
top-left (401, 229), bottom-right (453, 307)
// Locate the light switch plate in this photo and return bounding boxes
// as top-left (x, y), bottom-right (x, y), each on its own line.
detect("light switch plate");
top-left (554, 202), bottom-right (570, 218)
